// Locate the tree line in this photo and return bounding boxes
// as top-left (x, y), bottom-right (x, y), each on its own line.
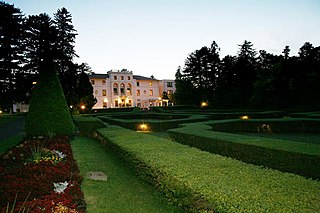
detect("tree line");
top-left (174, 40), bottom-right (320, 109)
top-left (0, 1), bottom-right (95, 113)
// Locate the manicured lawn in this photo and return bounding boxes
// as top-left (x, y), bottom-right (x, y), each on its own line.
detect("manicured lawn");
top-left (71, 136), bottom-right (182, 213)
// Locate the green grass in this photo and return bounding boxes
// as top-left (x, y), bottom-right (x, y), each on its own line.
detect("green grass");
top-left (0, 133), bottom-right (25, 155)
top-left (71, 136), bottom-right (182, 213)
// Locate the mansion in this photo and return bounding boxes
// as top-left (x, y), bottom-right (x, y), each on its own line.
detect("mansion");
top-left (89, 69), bottom-right (176, 109)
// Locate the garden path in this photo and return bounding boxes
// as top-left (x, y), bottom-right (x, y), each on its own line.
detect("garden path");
top-left (0, 116), bottom-right (25, 140)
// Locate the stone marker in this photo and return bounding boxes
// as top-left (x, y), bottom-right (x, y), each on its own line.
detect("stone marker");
top-left (88, 171), bottom-right (108, 181)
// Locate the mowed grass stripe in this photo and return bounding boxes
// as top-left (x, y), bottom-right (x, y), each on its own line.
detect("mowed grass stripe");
top-left (71, 136), bottom-right (182, 213)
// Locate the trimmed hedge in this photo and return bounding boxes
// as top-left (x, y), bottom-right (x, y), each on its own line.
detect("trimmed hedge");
top-left (73, 115), bottom-right (106, 136)
top-left (25, 61), bottom-right (75, 138)
top-left (168, 120), bottom-right (320, 179)
top-left (95, 126), bottom-right (320, 212)
top-left (98, 113), bottom-right (208, 132)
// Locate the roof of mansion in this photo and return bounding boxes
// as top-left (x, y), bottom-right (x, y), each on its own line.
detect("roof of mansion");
top-left (88, 73), bottom-right (159, 81)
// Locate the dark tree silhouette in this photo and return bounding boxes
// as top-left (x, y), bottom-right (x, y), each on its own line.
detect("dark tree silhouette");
top-left (0, 2), bottom-right (25, 112)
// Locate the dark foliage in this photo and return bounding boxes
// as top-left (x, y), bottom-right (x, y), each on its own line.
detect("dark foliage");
top-left (175, 40), bottom-right (320, 110)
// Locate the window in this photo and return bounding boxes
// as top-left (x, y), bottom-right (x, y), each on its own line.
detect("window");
top-left (121, 76), bottom-right (124, 80)
top-left (127, 83), bottom-right (132, 95)
top-left (137, 89), bottom-right (140, 96)
top-left (149, 82), bottom-right (152, 87)
top-left (95, 90), bottom-right (98, 94)
top-left (115, 100), bottom-right (119, 107)
top-left (102, 90), bottom-right (106, 96)
top-left (120, 83), bottom-right (125, 95)
top-left (137, 82), bottom-right (140, 87)
top-left (167, 90), bottom-right (173, 95)
top-left (143, 90), bottom-right (146, 95)
top-left (113, 83), bottom-right (118, 95)
top-left (91, 80), bottom-right (95, 85)
top-left (167, 82), bottom-right (173, 87)
top-left (127, 76), bottom-right (131, 80)
top-left (102, 80), bottom-right (106, 85)
top-left (114, 76), bottom-right (117, 80)
top-left (149, 89), bottom-right (153, 96)
top-left (128, 100), bottom-right (132, 106)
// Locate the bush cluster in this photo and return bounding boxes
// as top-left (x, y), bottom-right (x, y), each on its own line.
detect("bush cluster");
top-left (73, 115), bottom-right (106, 136)
top-left (95, 126), bottom-right (320, 212)
top-left (0, 136), bottom-right (85, 212)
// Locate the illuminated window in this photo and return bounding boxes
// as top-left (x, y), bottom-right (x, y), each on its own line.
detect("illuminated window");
top-left (95, 90), bottom-right (98, 94)
top-left (149, 89), bottom-right (153, 96)
top-left (114, 76), bottom-right (117, 80)
top-left (167, 82), bottom-right (173, 87)
top-left (91, 80), bottom-right (95, 85)
top-left (127, 83), bottom-right (132, 95)
top-left (120, 83), bottom-right (125, 95)
top-left (137, 90), bottom-right (140, 96)
top-left (113, 83), bottom-right (118, 95)
top-left (102, 80), bottom-right (106, 85)
top-left (149, 82), bottom-right (152, 87)
top-left (102, 90), bottom-right (106, 96)
top-left (167, 90), bottom-right (172, 95)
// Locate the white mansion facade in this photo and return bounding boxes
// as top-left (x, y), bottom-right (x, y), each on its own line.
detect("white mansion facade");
top-left (89, 69), bottom-right (176, 109)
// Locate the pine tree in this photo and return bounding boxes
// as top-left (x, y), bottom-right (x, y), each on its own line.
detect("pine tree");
top-left (0, 2), bottom-right (25, 112)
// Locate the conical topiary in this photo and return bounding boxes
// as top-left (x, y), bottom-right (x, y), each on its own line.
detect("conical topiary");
top-left (25, 60), bottom-right (76, 138)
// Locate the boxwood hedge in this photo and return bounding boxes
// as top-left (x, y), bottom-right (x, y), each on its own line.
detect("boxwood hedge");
top-left (95, 126), bottom-right (320, 212)
top-left (73, 115), bottom-right (106, 136)
top-left (97, 113), bottom-right (208, 132)
top-left (168, 119), bottom-right (320, 179)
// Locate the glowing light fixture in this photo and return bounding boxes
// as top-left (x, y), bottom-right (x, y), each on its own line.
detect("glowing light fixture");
top-left (201, 102), bottom-right (208, 107)
top-left (139, 123), bottom-right (148, 131)
top-left (241, 115), bottom-right (249, 120)
top-left (32, 81), bottom-right (37, 85)
top-left (0, 110), bottom-right (2, 114)
top-left (81, 105), bottom-right (86, 110)
top-left (70, 105), bottom-right (73, 109)
top-left (103, 98), bottom-right (108, 103)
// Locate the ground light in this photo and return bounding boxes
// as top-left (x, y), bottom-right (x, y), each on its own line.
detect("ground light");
top-left (240, 115), bottom-right (249, 120)
top-left (201, 102), bottom-right (208, 107)
top-left (138, 123), bottom-right (148, 131)
top-left (80, 105), bottom-right (86, 110)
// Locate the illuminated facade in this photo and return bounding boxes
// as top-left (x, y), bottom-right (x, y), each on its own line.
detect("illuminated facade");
top-left (89, 69), bottom-right (175, 109)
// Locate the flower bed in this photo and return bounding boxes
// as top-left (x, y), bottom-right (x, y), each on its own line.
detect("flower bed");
top-left (0, 136), bottom-right (86, 212)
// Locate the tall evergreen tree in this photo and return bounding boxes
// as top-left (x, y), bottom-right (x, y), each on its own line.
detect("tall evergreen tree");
top-left (0, 2), bottom-right (25, 112)
top-left (53, 8), bottom-right (78, 105)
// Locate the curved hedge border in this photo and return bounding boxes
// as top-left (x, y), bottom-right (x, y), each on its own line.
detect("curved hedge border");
top-left (97, 113), bottom-right (208, 132)
top-left (168, 119), bottom-right (320, 179)
top-left (95, 126), bottom-right (320, 212)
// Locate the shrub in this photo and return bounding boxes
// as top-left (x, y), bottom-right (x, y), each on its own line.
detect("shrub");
top-left (73, 115), bottom-right (106, 136)
top-left (25, 60), bottom-right (75, 138)
top-left (95, 126), bottom-right (320, 212)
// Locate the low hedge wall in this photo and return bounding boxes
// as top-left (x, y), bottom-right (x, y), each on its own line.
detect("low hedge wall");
top-left (97, 113), bottom-right (208, 132)
top-left (210, 118), bottom-right (320, 133)
top-left (95, 126), bottom-right (320, 212)
top-left (168, 120), bottom-right (320, 179)
top-left (73, 115), bottom-right (106, 136)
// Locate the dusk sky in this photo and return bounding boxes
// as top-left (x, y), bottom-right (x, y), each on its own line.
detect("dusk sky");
top-left (6, 0), bottom-right (320, 79)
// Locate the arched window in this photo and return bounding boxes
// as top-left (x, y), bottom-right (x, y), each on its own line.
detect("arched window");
top-left (127, 83), bottom-right (132, 95)
top-left (113, 83), bottom-right (118, 95)
top-left (120, 83), bottom-right (125, 95)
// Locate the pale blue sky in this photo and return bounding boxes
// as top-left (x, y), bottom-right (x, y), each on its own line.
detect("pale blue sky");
top-left (6, 0), bottom-right (320, 79)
